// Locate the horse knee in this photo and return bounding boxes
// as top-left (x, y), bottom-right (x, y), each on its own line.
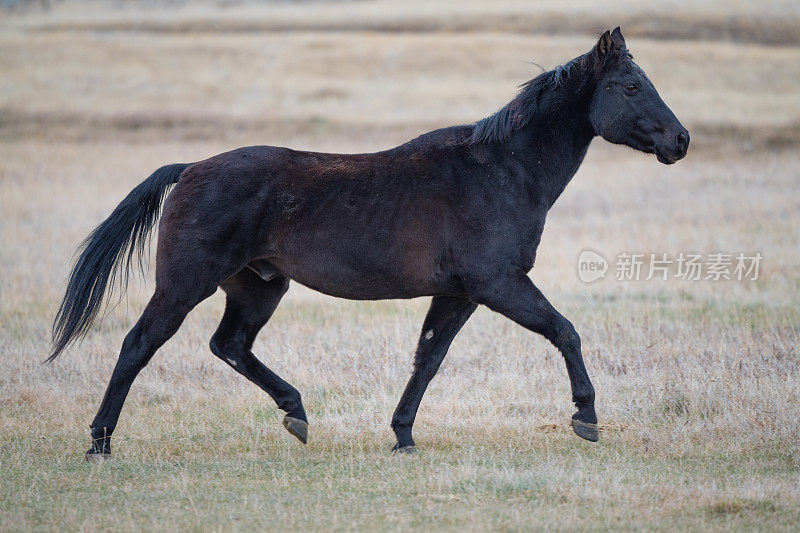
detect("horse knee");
top-left (554, 322), bottom-right (581, 354)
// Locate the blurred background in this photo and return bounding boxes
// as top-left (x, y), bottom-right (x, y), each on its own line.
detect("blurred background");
top-left (1, 1), bottom-right (799, 530)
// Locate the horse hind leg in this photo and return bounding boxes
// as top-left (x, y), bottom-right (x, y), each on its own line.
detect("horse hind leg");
top-left (87, 283), bottom-right (215, 460)
top-left (210, 269), bottom-right (308, 444)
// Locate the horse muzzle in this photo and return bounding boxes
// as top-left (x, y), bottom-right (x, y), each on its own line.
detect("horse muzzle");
top-left (655, 128), bottom-right (689, 165)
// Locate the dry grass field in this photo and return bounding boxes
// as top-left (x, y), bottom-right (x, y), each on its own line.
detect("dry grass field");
top-left (1, 0), bottom-right (799, 530)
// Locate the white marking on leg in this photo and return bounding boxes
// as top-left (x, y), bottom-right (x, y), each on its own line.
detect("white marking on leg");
top-left (226, 358), bottom-right (237, 367)
top-left (425, 329), bottom-right (434, 340)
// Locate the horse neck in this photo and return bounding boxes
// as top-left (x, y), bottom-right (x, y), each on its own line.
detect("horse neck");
top-left (505, 74), bottom-right (597, 209)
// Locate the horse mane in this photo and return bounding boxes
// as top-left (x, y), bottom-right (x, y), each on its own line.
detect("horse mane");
top-left (469, 55), bottom-right (587, 144)
top-left (469, 50), bottom-right (628, 145)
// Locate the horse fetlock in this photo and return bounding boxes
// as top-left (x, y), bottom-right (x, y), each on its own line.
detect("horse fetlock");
top-left (572, 390), bottom-right (597, 417)
top-left (90, 424), bottom-right (113, 443)
top-left (573, 391), bottom-right (595, 408)
top-left (576, 393), bottom-right (595, 414)
top-left (86, 430), bottom-right (112, 460)
top-left (278, 391), bottom-right (305, 418)
top-left (391, 422), bottom-right (415, 449)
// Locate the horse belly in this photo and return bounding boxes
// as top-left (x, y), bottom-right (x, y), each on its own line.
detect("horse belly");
top-left (268, 231), bottom-right (452, 300)
top-left (264, 181), bottom-right (459, 299)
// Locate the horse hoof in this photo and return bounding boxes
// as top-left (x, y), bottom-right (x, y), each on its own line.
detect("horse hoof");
top-left (391, 444), bottom-right (418, 454)
top-left (85, 450), bottom-right (111, 462)
top-left (283, 416), bottom-right (308, 444)
top-left (571, 418), bottom-right (599, 442)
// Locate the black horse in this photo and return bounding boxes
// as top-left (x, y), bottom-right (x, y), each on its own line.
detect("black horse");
top-left (50, 28), bottom-right (689, 459)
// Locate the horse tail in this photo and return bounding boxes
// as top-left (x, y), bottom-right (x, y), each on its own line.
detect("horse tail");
top-left (48, 163), bottom-right (190, 363)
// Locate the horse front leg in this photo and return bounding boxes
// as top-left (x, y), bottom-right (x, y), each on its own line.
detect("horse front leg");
top-left (391, 296), bottom-right (477, 452)
top-left (466, 268), bottom-right (598, 441)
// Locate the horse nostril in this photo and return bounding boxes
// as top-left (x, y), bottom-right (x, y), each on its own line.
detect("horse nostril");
top-left (676, 131), bottom-right (688, 151)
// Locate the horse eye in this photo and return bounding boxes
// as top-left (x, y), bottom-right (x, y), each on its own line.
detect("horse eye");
top-left (624, 83), bottom-right (638, 93)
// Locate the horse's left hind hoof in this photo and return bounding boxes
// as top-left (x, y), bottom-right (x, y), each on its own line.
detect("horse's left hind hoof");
top-left (283, 416), bottom-right (308, 444)
top-left (85, 450), bottom-right (112, 462)
top-left (391, 444), bottom-right (418, 454)
top-left (571, 418), bottom-right (599, 442)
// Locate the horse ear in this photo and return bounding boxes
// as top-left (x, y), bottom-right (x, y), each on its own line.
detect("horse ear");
top-left (594, 30), bottom-right (614, 58)
top-left (610, 26), bottom-right (626, 48)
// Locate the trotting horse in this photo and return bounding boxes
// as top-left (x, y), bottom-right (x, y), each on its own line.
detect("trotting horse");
top-left (50, 28), bottom-right (689, 459)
